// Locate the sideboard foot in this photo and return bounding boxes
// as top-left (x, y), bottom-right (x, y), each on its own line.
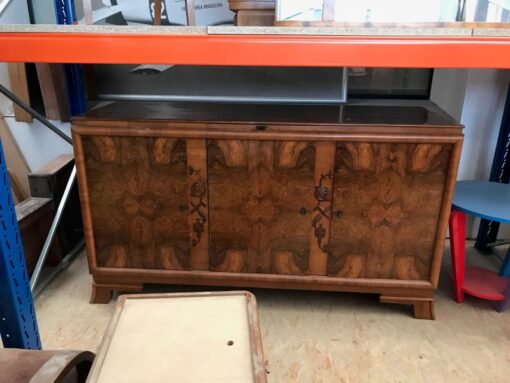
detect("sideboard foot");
top-left (90, 282), bottom-right (144, 304)
top-left (380, 296), bottom-right (435, 320)
top-left (412, 300), bottom-right (435, 320)
top-left (91, 283), bottom-right (113, 304)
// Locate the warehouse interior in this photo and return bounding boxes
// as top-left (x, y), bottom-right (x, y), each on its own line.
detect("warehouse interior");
top-left (0, 1), bottom-right (510, 382)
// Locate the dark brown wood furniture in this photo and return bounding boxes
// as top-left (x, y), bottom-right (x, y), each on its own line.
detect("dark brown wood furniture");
top-left (0, 348), bottom-right (94, 383)
top-left (29, 155), bottom-right (83, 255)
top-left (72, 101), bottom-right (463, 319)
top-left (16, 197), bottom-right (62, 275)
top-left (229, 0), bottom-right (275, 26)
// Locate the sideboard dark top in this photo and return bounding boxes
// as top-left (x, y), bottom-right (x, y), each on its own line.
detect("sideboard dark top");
top-left (76, 101), bottom-right (461, 127)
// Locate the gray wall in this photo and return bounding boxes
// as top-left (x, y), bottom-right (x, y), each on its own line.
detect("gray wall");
top-left (31, 0), bottom-right (56, 23)
top-left (431, 68), bottom-right (510, 239)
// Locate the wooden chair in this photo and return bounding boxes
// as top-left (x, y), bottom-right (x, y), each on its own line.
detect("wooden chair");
top-left (449, 181), bottom-right (510, 312)
top-left (0, 349), bottom-right (94, 383)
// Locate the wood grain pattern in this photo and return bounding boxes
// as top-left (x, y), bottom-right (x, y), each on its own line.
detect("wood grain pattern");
top-left (7, 63), bottom-right (32, 122)
top-left (16, 197), bottom-right (62, 275)
top-left (8, 170), bottom-right (26, 202)
top-left (82, 136), bottom-right (190, 270)
top-left (35, 63), bottom-right (69, 121)
top-left (308, 141), bottom-right (335, 275)
top-left (328, 143), bottom-right (451, 280)
top-left (185, 0), bottom-right (196, 26)
top-left (154, 0), bottom-right (162, 26)
top-left (29, 154), bottom-right (83, 255)
top-left (208, 139), bottom-right (315, 275)
top-left (429, 139), bottom-right (463, 287)
top-left (187, 139), bottom-right (209, 270)
top-left (229, 0), bottom-right (275, 26)
top-left (72, 100), bottom-right (463, 316)
top-left (0, 118), bottom-right (31, 203)
top-left (380, 296), bottom-right (435, 320)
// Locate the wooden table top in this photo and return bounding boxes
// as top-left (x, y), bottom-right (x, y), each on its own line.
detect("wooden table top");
top-left (77, 101), bottom-right (461, 127)
top-left (87, 292), bottom-right (267, 383)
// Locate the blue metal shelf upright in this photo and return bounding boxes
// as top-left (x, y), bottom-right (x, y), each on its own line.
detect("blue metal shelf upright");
top-left (0, 140), bottom-right (41, 349)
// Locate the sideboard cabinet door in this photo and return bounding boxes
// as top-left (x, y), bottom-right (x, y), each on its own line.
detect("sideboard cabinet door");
top-left (328, 142), bottom-right (452, 280)
top-left (82, 136), bottom-right (191, 270)
top-left (207, 139), bottom-right (318, 275)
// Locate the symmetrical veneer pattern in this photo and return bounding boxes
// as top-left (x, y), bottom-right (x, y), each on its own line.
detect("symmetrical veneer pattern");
top-left (72, 101), bottom-right (463, 319)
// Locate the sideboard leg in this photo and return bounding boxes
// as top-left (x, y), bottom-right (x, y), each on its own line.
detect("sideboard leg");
top-left (91, 282), bottom-right (144, 304)
top-left (412, 300), bottom-right (435, 320)
top-left (380, 296), bottom-right (435, 320)
top-left (90, 283), bottom-right (113, 304)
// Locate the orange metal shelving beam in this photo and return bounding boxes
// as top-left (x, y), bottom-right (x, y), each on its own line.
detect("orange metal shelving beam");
top-left (1, 32), bottom-right (510, 68)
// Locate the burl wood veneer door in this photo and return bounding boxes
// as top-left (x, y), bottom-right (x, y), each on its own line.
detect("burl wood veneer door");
top-left (82, 136), bottom-right (191, 270)
top-left (328, 143), bottom-right (451, 280)
top-left (208, 140), bottom-right (320, 275)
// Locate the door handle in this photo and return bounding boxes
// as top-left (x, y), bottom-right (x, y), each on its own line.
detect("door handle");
top-left (334, 210), bottom-right (343, 219)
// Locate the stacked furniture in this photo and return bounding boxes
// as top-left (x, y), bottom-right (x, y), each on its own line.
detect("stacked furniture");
top-left (72, 101), bottom-right (463, 319)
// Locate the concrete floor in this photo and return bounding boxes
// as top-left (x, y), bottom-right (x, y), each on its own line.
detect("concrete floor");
top-left (34, 243), bottom-right (510, 383)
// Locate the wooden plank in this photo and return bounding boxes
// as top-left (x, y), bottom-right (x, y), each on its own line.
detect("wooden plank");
top-left (185, 0), bottom-right (196, 26)
top-left (72, 131), bottom-right (99, 273)
top-left (93, 265), bottom-right (434, 294)
top-left (31, 154), bottom-right (73, 175)
top-left (187, 139), bottom-right (209, 270)
top-left (29, 154), bottom-right (83, 254)
top-left (15, 197), bottom-right (63, 274)
top-left (15, 197), bottom-right (53, 222)
top-left (153, 0), bottom-right (162, 26)
top-left (308, 141), bottom-right (335, 275)
top-left (35, 63), bottom-right (69, 121)
top-left (0, 116), bottom-right (30, 202)
top-left (7, 63), bottom-right (32, 123)
top-left (8, 170), bottom-right (27, 202)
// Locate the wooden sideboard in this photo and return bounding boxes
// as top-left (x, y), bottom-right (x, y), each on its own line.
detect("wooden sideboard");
top-left (72, 101), bottom-right (463, 319)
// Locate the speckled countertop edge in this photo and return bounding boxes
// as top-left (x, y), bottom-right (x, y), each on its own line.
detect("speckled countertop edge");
top-left (472, 28), bottom-right (510, 36)
top-left (1, 24), bottom-right (510, 37)
top-left (208, 26), bottom-right (474, 36)
top-left (0, 24), bottom-right (207, 34)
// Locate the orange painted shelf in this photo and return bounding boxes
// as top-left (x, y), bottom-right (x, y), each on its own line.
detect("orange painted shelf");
top-left (1, 29), bottom-right (510, 68)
